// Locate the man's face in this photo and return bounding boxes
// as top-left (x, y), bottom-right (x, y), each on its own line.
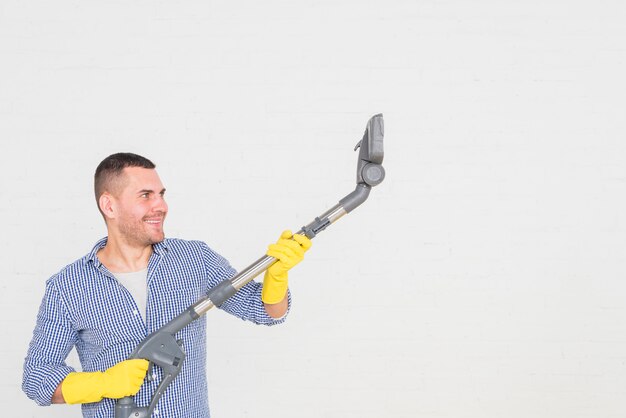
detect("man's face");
top-left (112, 167), bottom-right (168, 246)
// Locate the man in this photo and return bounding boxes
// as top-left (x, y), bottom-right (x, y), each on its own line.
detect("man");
top-left (22, 152), bottom-right (311, 417)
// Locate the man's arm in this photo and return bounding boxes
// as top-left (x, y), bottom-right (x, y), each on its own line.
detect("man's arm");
top-left (264, 294), bottom-right (289, 318)
top-left (52, 382), bottom-right (65, 404)
top-left (199, 231), bottom-right (309, 324)
top-left (22, 281), bottom-right (77, 406)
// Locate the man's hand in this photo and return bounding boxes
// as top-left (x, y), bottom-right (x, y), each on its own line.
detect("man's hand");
top-left (61, 359), bottom-right (149, 404)
top-left (262, 230), bottom-right (312, 304)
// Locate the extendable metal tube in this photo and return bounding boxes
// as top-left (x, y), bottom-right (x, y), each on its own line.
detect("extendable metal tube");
top-left (191, 202), bottom-right (350, 317)
top-left (189, 298), bottom-right (216, 319)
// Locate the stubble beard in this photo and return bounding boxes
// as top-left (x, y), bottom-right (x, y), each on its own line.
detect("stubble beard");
top-left (119, 216), bottom-right (166, 247)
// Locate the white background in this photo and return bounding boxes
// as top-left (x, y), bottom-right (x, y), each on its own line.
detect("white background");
top-left (1, 1), bottom-right (625, 417)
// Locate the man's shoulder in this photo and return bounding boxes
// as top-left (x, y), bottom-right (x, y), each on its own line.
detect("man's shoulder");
top-left (45, 256), bottom-right (94, 289)
top-left (45, 237), bottom-right (107, 288)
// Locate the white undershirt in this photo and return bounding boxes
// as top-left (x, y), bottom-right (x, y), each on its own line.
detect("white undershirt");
top-left (113, 268), bottom-right (148, 323)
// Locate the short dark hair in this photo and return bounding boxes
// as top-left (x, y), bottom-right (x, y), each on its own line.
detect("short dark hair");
top-left (94, 152), bottom-right (155, 214)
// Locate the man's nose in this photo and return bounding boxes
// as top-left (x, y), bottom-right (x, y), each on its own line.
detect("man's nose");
top-left (152, 195), bottom-right (168, 212)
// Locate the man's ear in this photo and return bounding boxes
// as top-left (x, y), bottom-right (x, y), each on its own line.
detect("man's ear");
top-left (99, 192), bottom-right (116, 220)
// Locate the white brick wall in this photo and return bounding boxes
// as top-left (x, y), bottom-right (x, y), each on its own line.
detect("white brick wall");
top-left (2, 1), bottom-right (625, 417)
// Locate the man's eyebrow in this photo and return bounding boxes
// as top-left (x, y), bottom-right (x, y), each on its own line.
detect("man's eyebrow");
top-left (137, 188), bottom-right (166, 195)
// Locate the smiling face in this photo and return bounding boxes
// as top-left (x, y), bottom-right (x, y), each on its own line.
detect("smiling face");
top-left (102, 166), bottom-right (168, 247)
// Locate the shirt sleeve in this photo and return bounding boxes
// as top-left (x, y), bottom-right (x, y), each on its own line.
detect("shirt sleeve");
top-left (22, 278), bottom-right (78, 406)
top-left (199, 242), bottom-right (290, 325)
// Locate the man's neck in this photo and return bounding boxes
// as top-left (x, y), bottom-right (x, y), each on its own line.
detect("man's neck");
top-left (97, 234), bottom-right (153, 273)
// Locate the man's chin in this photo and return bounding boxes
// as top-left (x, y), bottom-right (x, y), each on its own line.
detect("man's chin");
top-left (150, 234), bottom-right (166, 244)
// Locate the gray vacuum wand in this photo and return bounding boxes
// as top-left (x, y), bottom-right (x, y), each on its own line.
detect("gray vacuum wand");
top-left (115, 113), bottom-right (385, 418)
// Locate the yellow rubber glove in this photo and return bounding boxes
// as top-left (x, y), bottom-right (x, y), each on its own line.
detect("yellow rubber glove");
top-left (61, 359), bottom-right (149, 404)
top-left (262, 230), bottom-right (312, 304)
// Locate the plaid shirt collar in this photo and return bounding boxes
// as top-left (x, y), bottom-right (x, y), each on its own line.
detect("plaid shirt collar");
top-left (83, 236), bottom-right (169, 268)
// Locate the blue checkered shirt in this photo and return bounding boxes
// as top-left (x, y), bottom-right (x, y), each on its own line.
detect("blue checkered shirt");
top-left (22, 237), bottom-right (288, 418)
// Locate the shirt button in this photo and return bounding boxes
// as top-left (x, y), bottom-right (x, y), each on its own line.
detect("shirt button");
top-left (154, 410), bottom-right (159, 415)
top-left (133, 310), bottom-right (139, 315)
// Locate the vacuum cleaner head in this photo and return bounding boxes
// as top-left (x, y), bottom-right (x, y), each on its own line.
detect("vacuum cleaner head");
top-left (355, 113), bottom-right (385, 187)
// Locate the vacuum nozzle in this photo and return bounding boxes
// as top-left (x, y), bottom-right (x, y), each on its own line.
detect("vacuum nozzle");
top-left (339, 114), bottom-right (385, 213)
top-left (355, 113), bottom-right (385, 186)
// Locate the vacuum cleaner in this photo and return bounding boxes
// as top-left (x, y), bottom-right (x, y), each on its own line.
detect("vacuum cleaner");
top-left (115, 113), bottom-right (386, 418)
